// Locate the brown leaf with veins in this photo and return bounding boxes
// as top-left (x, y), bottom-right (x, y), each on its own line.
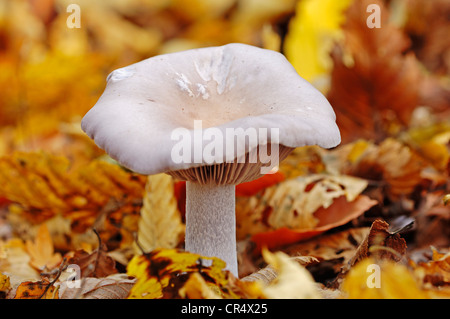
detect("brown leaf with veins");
top-left (58, 274), bottom-right (135, 299)
top-left (67, 238), bottom-right (117, 279)
top-left (348, 219), bottom-right (408, 267)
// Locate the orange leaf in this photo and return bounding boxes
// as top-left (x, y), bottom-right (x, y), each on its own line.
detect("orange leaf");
top-left (251, 195), bottom-right (378, 253)
top-left (25, 224), bottom-right (62, 271)
top-left (235, 172), bottom-right (285, 197)
top-left (13, 279), bottom-right (59, 299)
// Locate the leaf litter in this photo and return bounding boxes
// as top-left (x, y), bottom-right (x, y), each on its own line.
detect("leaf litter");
top-left (0, 0), bottom-right (449, 299)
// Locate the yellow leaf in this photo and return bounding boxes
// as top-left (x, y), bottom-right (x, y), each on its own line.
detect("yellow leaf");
top-left (341, 258), bottom-right (429, 298)
top-left (25, 224), bottom-right (62, 271)
top-left (260, 249), bottom-right (320, 299)
top-left (134, 174), bottom-right (185, 254)
top-left (178, 272), bottom-right (222, 299)
top-left (284, 0), bottom-right (353, 86)
top-left (0, 239), bottom-right (40, 287)
top-left (126, 249), bottom-right (228, 299)
top-left (0, 272), bottom-right (11, 293)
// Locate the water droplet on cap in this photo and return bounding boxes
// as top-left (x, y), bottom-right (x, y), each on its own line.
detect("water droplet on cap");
top-left (107, 67), bottom-right (135, 82)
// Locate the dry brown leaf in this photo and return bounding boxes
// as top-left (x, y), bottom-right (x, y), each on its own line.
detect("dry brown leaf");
top-left (327, 0), bottom-right (422, 143)
top-left (347, 219), bottom-right (407, 268)
top-left (58, 273), bottom-right (135, 299)
top-left (412, 247), bottom-right (450, 287)
top-left (67, 239), bottom-right (117, 279)
top-left (25, 224), bottom-right (62, 271)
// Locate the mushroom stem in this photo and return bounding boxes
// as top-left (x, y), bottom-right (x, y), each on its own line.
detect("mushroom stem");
top-left (185, 181), bottom-right (238, 277)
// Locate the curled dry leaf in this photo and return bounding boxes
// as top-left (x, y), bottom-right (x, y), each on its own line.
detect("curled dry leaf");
top-left (58, 273), bottom-right (136, 299)
top-left (347, 219), bottom-right (407, 268)
top-left (237, 174), bottom-right (371, 238)
top-left (242, 174), bottom-right (378, 252)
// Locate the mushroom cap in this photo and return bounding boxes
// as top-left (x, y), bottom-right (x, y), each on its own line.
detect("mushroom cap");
top-left (81, 43), bottom-right (340, 180)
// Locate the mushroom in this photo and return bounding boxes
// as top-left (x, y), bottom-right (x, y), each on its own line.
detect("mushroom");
top-left (81, 43), bottom-right (340, 277)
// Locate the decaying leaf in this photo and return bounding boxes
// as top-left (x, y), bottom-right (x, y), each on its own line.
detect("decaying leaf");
top-left (237, 174), bottom-right (370, 238)
top-left (347, 219), bottom-right (408, 268)
top-left (126, 248), bottom-right (229, 299)
top-left (327, 0), bottom-right (423, 143)
top-left (412, 246), bottom-right (450, 287)
top-left (58, 273), bottom-right (136, 299)
top-left (134, 174), bottom-right (184, 254)
top-left (250, 194), bottom-right (378, 253)
top-left (67, 232), bottom-right (117, 279)
top-left (0, 272), bottom-right (11, 296)
top-left (13, 278), bottom-right (59, 299)
top-left (25, 224), bottom-right (62, 271)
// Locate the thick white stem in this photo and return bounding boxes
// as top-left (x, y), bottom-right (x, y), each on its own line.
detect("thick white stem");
top-left (185, 181), bottom-right (238, 277)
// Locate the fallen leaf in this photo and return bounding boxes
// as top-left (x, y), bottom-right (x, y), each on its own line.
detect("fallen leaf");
top-left (347, 219), bottom-right (407, 269)
top-left (0, 239), bottom-right (41, 287)
top-left (126, 248), bottom-right (229, 299)
top-left (284, 0), bottom-right (353, 85)
top-left (341, 257), bottom-right (429, 299)
top-left (259, 249), bottom-right (320, 299)
top-left (178, 272), bottom-right (222, 299)
top-left (327, 0), bottom-right (422, 143)
top-left (237, 174), bottom-right (371, 239)
top-left (13, 278), bottom-right (59, 299)
top-left (247, 189), bottom-right (377, 252)
top-left (0, 272), bottom-right (11, 296)
top-left (241, 255), bottom-right (318, 286)
top-left (67, 238), bottom-right (117, 279)
top-left (412, 246), bottom-right (450, 287)
top-left (25, 224), bottom-right (62, 271)
top-left (58, 273), bottom-right (136, 299)
top-left (134, 174), bottom-right (184, 254)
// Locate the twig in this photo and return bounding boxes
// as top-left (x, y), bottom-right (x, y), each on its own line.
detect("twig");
top-left (39, 257), bottom-right (67, 299)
